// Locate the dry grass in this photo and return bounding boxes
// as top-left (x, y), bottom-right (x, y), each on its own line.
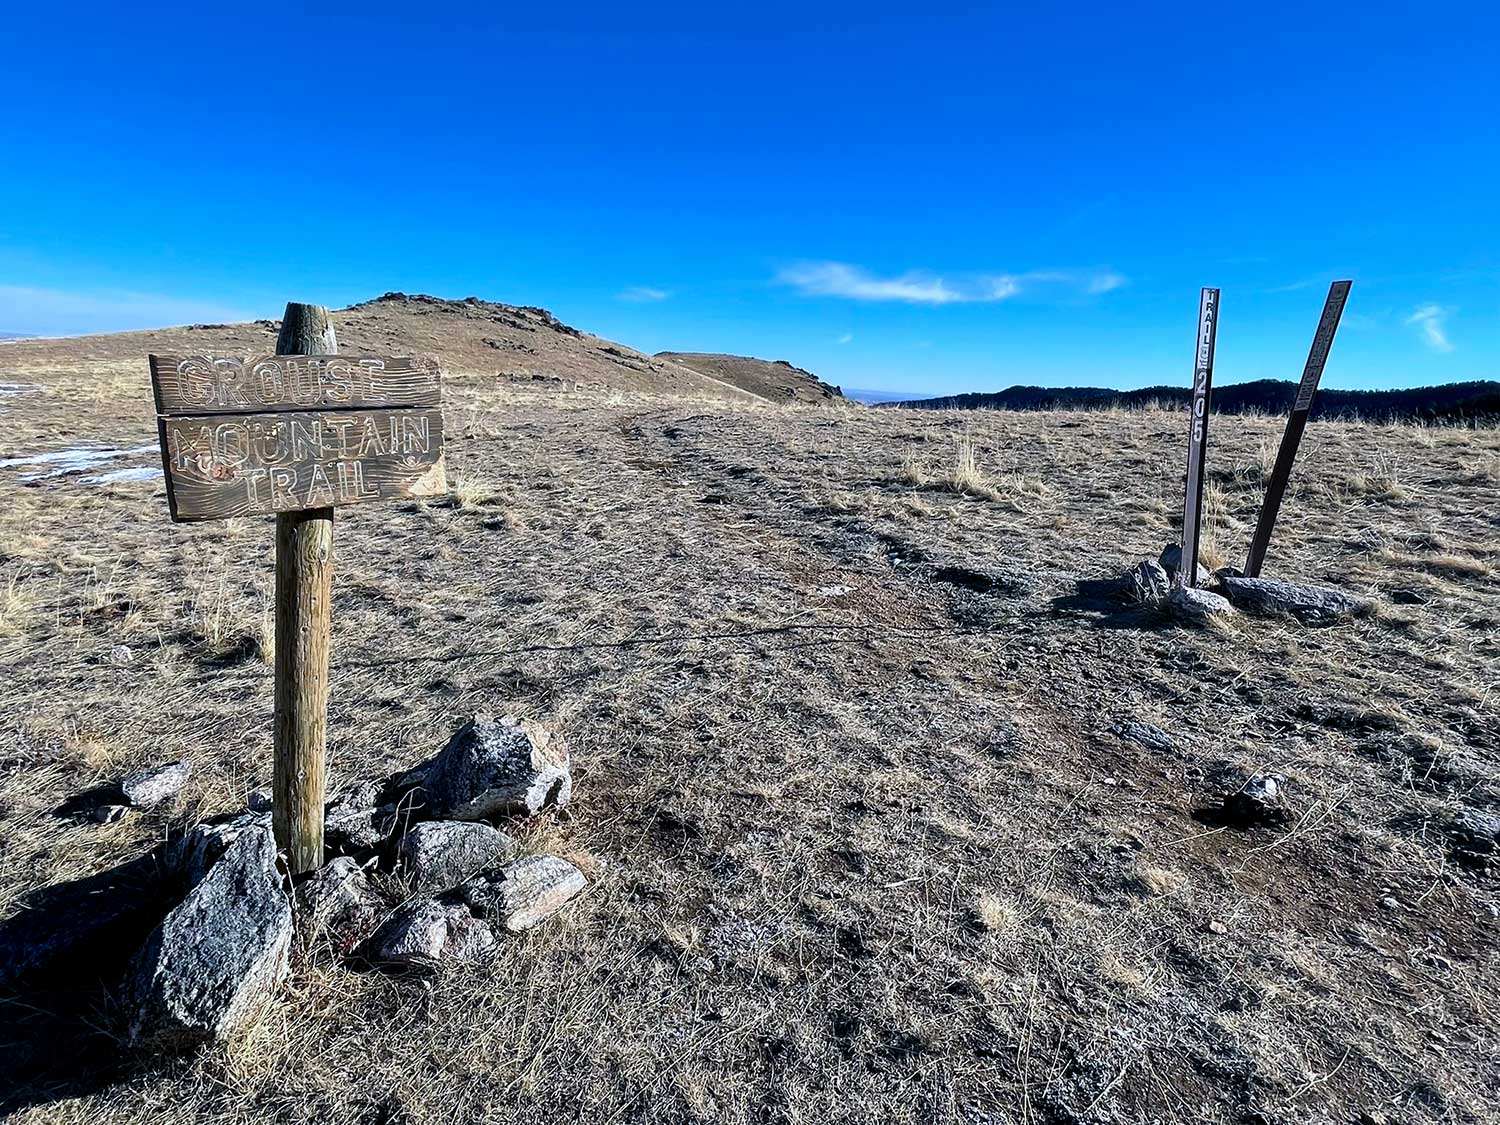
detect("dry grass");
top-left (0, 337), bottom-right (1497, 1125)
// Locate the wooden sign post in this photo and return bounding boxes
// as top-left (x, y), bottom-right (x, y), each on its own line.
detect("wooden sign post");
top-left (1179, 287), bottom-right (1220, 587)
top-left (1244, 280), bottom-right (1351, 577)
top-left (150, 303), bottom-right (447, 872)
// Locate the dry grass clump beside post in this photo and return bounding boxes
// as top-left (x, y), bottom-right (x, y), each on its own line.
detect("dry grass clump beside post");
top-left (893, 433), bottom-right (1055, 510)
top-left (447, 469), bottom-right (505, 510)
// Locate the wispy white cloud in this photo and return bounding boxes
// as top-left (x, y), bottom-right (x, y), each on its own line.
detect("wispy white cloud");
top-left (1405, 304), bottom-right (1454, 352)
top-left (1084, 268), bottom-right (1127, 294)
top-left (616, 285), bottom-right (672, 302)
top-left (835, 332), bottom-right (853, 345)
top-left (775, 261), bottom-right (1123, 305)
top-left (0, 284), bottom-right (259, 337)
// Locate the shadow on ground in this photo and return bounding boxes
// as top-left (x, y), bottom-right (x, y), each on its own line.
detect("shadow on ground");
top-left (1048, 577), bottom-right (1174, 630)
top-left (0, 850), bottom-right (174, 1114)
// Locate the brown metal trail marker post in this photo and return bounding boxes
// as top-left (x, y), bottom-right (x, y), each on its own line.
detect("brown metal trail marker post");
top-left (148, 303), bottom-right (448, 873)
top-left (1244, 280), bottom-right (1352, 577)
top-left (1179, 287), bottom-right (1220, 587)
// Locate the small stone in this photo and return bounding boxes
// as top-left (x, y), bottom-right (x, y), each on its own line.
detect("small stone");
top-left (121, 760), bottom-right (191, 809)
top-left (1221, 774), bottom-right (1293, 829)
top-left (1159, 544), bottom-right (1211, 587)
top-left (400, 821), bottom-right (517, 894)
top-left (294, 857), bottom-right (386, 956)
top-left (1124, 560), bottom-right (1171, 606)
top-left (92, 803), bottom-right (129, 824)
top-left (1380, 895), bottom-right (1400, 911)
top-left (1207, 920), bottom-right (1228, 935)
top-left (1167, 585), bottom-right (1235, 625)
top-left (108, 644), bottom-right (135, 666)
top-left (1219, 576), bottom-right (1374, 625)
top-left (246, 788), bottom-right (273, 813)
top-left (130, 825), bottom-right (292, 1050)
top-left (363, 898), bottom-right (496, 968)
top-left (422, 714), bottom-right (572, 820)
top-left (458, 855), bottom-right (586, 933)
top-left (1112, 718), bottom-right (1176, 754)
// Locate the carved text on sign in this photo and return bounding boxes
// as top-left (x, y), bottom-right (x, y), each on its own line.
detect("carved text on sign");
top-left (150, 352), bottom-right (447, 522)
top-left (150, 354), bottom-right (440, 414)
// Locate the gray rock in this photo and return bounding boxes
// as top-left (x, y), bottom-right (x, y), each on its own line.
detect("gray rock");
top-left (1167, 585), bottom-right (1235, 625)
top-left (1112, 718), bottom-right (1175, 754)
top-left (400, 821), bottom-right (516, 894)
top-left (458, 855), bottom-right (586, 933)
top-left (121, 760), bottom-right (191, 809)
top-left (363, 898), bottom-right (496, 968)
top-left (171, 812), bottom-right (274, 888)
top-left (324, 801), bottom-right (392, 854)
top-left (1124, 560), bottom-right (1171, 606)
top-left (294, 857), bottom-right (387, 956)
top-left (130, 825), bottom-right (292, 1050)
top-left (246, 788), bottom-right (273, 813)
top-left (1221, 774), bottom-right (1292, 828)
top-left (1219, 576), bottom-right (1374, 625)
top-left (1159, 544), bottom-right (1211, 587)
top-left (424, 714), bottom-right (572, 820)
top-left (108, 644), bottom-right (135, 666)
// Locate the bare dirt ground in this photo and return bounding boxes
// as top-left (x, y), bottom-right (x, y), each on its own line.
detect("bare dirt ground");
top-left (1, 322), bottom-right (1497, 1125)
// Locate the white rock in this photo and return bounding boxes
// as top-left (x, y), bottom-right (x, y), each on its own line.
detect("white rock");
top-left (458, 855), bottom-right (586, 933)
top-left (121, 760), bottom-right (191, 809)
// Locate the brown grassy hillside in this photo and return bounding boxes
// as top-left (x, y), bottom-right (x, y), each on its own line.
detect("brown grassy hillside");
top-left (0, 294), bottom-right (838, 405)
top-left (656, 352), bottom-right (844, 404)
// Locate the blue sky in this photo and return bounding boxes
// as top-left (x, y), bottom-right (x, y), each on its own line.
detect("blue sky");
top-left (2, 2), bottom-right (1495, 394)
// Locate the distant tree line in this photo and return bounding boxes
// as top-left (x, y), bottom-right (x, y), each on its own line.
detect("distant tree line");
top-left (885, 379), bottom-right (1500, 423)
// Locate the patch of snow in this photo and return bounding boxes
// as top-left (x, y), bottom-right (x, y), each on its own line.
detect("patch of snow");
top-left (0, 443), bottom-right (157, 481)
top-left (84, 464), bottom-right (163, 485)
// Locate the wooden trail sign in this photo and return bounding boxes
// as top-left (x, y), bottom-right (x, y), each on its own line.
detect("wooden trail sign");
top-left (1244, 280), bottom-right (1351, 577)
top-left (1179, 287), bottom-right (1220, 587)
top-left (150, 354), bottom-right (446, 522)
top-left (148, 303), bottom-right (448, 873)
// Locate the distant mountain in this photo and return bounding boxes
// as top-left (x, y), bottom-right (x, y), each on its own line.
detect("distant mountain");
top-left (844, 388), bottom-right (930, 404)
top-left (655, 352), bottom-right (843, 404)
top-left (886, 378), bottom-right (1500, 423)
top-left (0, 332), bottom-right (37, 341)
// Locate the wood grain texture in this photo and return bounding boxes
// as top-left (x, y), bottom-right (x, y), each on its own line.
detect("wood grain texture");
top-left (159, 407), bottom-right (447, 522)
top-left (272, 302), bottom-right (335, 876)
top-left (150, 353), bottom-right (440, 415)
top-left (276, 302), bottom-right (337, 357)
top-left (274, 506), bottom-right (332, 874)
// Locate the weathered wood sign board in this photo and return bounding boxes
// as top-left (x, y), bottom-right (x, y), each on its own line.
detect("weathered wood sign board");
top-left (149, 354), bottom-right (447, 522)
